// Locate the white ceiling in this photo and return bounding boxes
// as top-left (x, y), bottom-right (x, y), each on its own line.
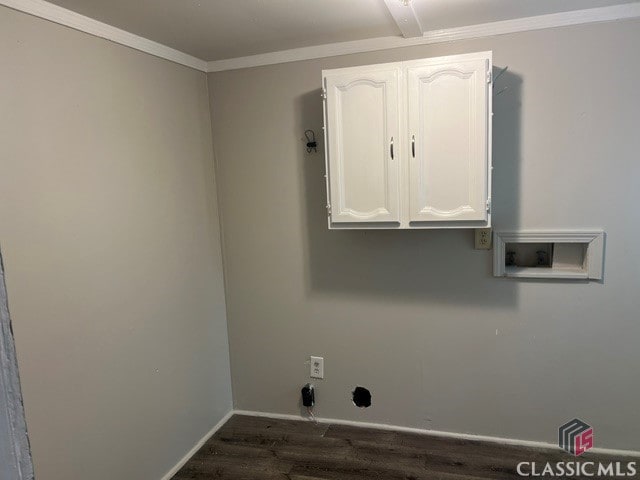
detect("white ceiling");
top-left (43, 0), bottom-right (638, 61)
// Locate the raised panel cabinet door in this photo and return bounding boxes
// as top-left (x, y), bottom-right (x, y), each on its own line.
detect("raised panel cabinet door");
top-left (407, 56), bottom-right (490, 223)
top-left (324, 68), bottom-right (400, 224)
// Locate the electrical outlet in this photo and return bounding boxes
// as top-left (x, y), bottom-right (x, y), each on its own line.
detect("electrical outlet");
top-left (310, 356), bottom-right (324, 379)
top-left (475, 228), bottom-right (492, 250)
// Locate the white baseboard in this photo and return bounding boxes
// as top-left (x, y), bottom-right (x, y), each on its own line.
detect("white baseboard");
top-left (233, 409), bottom-right (640, 458)
top-left (160, 410), bottom-right (234, 480)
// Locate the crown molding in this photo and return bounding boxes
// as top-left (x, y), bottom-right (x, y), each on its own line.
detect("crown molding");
top-left (0, 0), bottom-right (207, 71)
top-left (207, 2), bottom-right (640, 72)
top-left (3, 0), bottom-right (639, 74)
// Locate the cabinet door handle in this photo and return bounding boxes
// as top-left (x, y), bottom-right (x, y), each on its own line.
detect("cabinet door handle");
top-left (390, 137), bottom-right (394, 160)
top-left (411, 135), bottom-right (415, 158)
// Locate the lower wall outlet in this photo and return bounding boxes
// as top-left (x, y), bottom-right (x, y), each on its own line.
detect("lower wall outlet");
top-left (310, 356), bottom-right (324, 379)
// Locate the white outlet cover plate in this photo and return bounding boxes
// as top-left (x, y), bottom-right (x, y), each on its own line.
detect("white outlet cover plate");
top-left (310, 356), bottom-right (324, 379)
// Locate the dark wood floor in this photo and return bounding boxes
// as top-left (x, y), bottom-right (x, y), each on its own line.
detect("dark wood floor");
top-left (172, 414), bottom-right (637, 479)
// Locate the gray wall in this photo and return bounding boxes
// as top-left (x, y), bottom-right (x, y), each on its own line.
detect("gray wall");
top-left (0, 6), bottom-right (232, 480)
top-left (209, 19), bottom-right (640, 450)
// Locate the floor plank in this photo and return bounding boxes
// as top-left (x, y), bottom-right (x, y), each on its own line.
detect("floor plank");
top-left (172, 414), bottom-right (639, 479)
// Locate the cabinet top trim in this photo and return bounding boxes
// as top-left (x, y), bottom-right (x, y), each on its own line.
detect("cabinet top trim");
top-left (322, 51), bottom-right (492, 77)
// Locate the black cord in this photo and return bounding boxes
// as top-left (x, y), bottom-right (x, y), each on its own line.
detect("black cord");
top-left (305, 129), bottom-right (317, 153)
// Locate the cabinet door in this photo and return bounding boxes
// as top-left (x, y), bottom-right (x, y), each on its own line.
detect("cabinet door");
top-left (324, 68), bottom-right (400, 224)
top-left (407, 57), bottom-right (490, 223)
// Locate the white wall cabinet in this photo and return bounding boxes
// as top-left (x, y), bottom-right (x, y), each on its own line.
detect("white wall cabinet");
top-left (322, 52), bottom-right (492, 229)
top-left (323, 66), bottom-right (401, 223)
